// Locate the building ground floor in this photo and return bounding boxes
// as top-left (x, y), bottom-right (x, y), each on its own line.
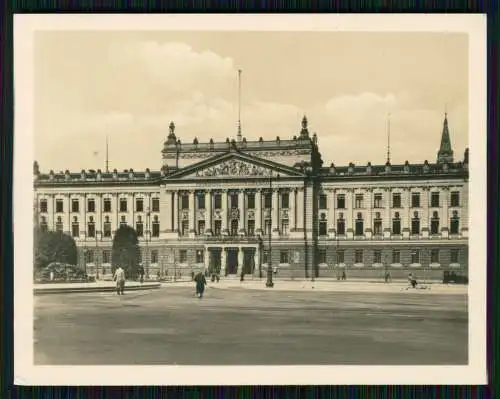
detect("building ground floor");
top-left (76, 238), bottom-right (469, 282)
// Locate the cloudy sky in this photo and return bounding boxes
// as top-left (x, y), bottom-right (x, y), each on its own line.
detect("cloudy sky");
top-left (34, 30), bottom-right (468, 172)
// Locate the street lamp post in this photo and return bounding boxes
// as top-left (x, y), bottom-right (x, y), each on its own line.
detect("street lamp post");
top-left (266, 172), bottom-right (278, 288)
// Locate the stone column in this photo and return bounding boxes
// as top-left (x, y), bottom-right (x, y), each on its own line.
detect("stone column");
top-left (221, 190), bottom-right (228, 235)
top-left (220, 247), bottom-right (227, 276)
top-left (96, 193), bottom-right (102, 237)
top-left (402, 188), bottom-right (410, 238)
top-left (366, 189), bottom-right (373, 239)
top-left (173, 191), bottom-right (179, 233)
top-left (421, 187), bottom-right (429, 238)
top-left (346, 189), bottom-right (354, 239)
top-left (384, 188), bottom-right (391, 239)
top-left (460, 184), bottom-right (468, 237)
top-left (204, 248), bottom-right (210, 272)
top-left (65, 194), bottom-right (71, 235)
top-left (188, 190), bottom-right (195, 235)
top-left (441, 187), bottom-right (449, 238)
top-left (205, 190), bottom-right (212, 235)
top-left (296, 188), bottom-right (304, 231)
top-left (162, 188), bottom-right (172, 232)
top-left (239, 190), bottom-right (246, 235)
top-left (255, 189), bottom-right (262, 234)
top-left (254, 247), bottom-right (260, 276)
top-left (272, 189), bottom-right (279, 236)
top-left (328, 189), bottom-right (335, 237)
top-left (289, 188), bottom-right (296, 231)
top-left (237, 246), bottom-right (244, 275)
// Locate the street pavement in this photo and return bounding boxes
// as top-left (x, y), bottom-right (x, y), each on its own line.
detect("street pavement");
top-left (34, 285), bottom-right (468, 365)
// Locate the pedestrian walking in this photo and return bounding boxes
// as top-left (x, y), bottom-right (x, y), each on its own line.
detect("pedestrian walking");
top-left (194, 269), bottom-right (207, 299)
top-left (113, 265), bottom-right (126, 295)
top-left (408, 273), bottom-right (418, 289)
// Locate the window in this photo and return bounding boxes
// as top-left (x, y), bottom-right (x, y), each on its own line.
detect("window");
top-left (198, 220), bottom-right (205, 235)
top-left (319, 194), bottom-right (327, 209)
top-left (450, 249), bottom-right (459, 263)
top-left (431, 249), bottom-right (440, 263)
top-left (450, 191), bottom-right (460, 207)
top-left (355, 250), bottom-right (363, 263)
top-left (281, 193), bottom-right (289, 209)
top-left (230, 194), bottom-right (238, 209)
top-left (392, 250), bottom-right (400, 264)
top-left (120, 215), bottom-right (127, 226)
top-left (337, 250), bottom-right (345, 264)
top-left (373, 194), bottom-right (382, 208)
top-left (39, 199), bottom-right (48, 213)
top-left (264, 193), bottom-right (272, 209)
top-left (337, 194), bottom-right (346, 209)
top-left (214, 220), bottom-right (222, 236)
top-left (71, 199), bottom-right (79, 213)
top-left (138, 251), bottom-right (142, 264)
top-left (119, 198), bottom-right (127, 212)
top-left (337, 218), bottom-right (345, 235)
top-left (88, 221), bottom-right (95, 238)
top-left (450, 214), bottom-right (460, 234)
top-left (85, 250), bottom-right (94, 264)
top-left (247, 220), bottom-right (255, 236)
top-left (392, 193), bottom-right (401, 208)
top-left (262, 250), bottom-right (269, 265)
top-left (355, 213), bottom-right (364, 236)
top-left (231, 220), bottom-right (239, 236)
top-left (411, 192), bottom-right (420, 208)
top-left (40, 217), bottom-right (48, 232)
top-left (87, 198), bottom-right (95, 213)
top-left (411, 249), bottom-right (420, 264)
top-left (214, 194), bottom-right (222, 209)
top-left (71, 220), bottom-right (79, 237)
top-left (196, 250), bottom-right (204, 264)
top-left (318, 249), bottom-right (327, 264)
top-left (411, 214), bottom-right (420, 235)
top-left (103, 198), bottom-right (112, 213)
top-left (181, 195), bottom-right (189, 210)
top-left (264, 219), bottom-right (271, 236)
top-left (431, 192), bottom-right (440, 207)
top-left (103, 250), bottom-right (111, 264)
top-left (197, 193), bottom-right (205, 209)
top-left (151, 250), bottom-right (159, 264)
top-left (56, 199), bottom-right (64, 213)
top-left (181, 220), bottom-right (189, 236)
top-left (373, 215), bottom-right (382, 236)
top-left (152, 198), bottom-right (160, 212)
top-left (431, 213), bottom-right (440, 235)
top-left (392, 213), bottom-right (401, 235)
top-left (281, 220), bottom-right (289, 236)
top-left (280, 250), bottom-right (289, 264)
top-left (136, 219), bottom-right (144, 237)
top-left (136, 198), bottom-right (144, 212)
top-left (374, 250), bottom-right (382, 264)
top-left (56, 217), bottom-right (63, 232)
top-left (318, 219), bottom-right (327, 236)
top-left (179, 250), bottom-right (187, 263)
top-left (152, 216), bottom-right (160, 237)
top-left (355, 194), bottom-right (364, 209)
top-left (103, 218), bottom-right (111, 237)
top-left (247, 193), bottom-right (255, 209)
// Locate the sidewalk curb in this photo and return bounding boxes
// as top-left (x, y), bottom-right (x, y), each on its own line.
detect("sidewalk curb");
top-left (34, 283), bottom-right (161, 295)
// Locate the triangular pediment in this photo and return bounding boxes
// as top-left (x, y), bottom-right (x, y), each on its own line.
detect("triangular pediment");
top-left (165, 151), bottom-right (305, 180)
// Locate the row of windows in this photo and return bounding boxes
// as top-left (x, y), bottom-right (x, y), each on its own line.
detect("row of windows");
top-left (84, 249), bottom-right (163, 265)
top-left (318, 191), bottom-right (461, 210)
top-left (39, 197), bottom-right (161, 214)
top-left (183, 192), bottom-right (285, 210)
top-left (320, 213), bottom-right (461, 236)
top-left (315, 248), bottom-right (461, 264)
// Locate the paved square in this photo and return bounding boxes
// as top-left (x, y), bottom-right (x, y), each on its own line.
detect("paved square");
top-left (34, 285), bottom-right (468, 365)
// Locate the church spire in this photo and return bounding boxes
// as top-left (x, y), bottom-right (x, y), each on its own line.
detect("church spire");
top-left (437, 112), bottom-right (454, 164)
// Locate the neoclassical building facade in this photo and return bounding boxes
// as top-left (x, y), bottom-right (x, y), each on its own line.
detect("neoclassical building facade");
top-left (33, 115), bottom-right (469, 280)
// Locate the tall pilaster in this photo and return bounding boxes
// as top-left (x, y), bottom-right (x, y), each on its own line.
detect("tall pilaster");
top-left (366, 189), bottom-right (373, 238)
top-left (205, 189), bottom-right (212, 235)
top-left (161, 188), bottom-right (172, 233)
top-left (441, 187), bottom-right (449, 238)
top-left (221, 189), bottom-right (228, 235)
top-left (402, 188), bottom-right (410, 238)
top-left (239, 190), bottom-right (246, 235)
top-left (255, 189), bottom-right (262, 234)
top-left (188, 190), bottom-right (195, 235)
top-left (289, 188), bottom-right (296, 232)
top-left (328, 189), bottom-right (335, 237)
top-left (173, 191), bottom-right (179, 233)
top-left (346, 189), bottom-right (354, 239)
top-left (296, 188), bottom-right (304, 232)
top-left (384, 188), bottom-right (391, 239)
top-left (272, 189), bottom-right (279, 236)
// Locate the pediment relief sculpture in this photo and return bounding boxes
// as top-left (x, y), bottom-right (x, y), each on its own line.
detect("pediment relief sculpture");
top-left (194, 160), bottom-right (273, 178)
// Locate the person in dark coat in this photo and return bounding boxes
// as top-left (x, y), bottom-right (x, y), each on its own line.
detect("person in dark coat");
top-left (194, 270), bottom-right (207, 299)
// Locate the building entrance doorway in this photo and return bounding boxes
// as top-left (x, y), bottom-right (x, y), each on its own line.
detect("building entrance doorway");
top-left (226, 249), bottom-right (238, 275)
top-left (209, 249), bottom-right (221, 275)
top-left (243, 248), bottom-right (256, 275)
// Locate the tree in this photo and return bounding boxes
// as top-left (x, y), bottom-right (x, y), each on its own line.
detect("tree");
top-left (111, 225), bottom-right (140, 280)
top-left (34, 228), bottom-right (78, 270)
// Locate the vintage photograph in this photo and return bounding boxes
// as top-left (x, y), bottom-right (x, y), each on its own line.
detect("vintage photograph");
top-left (14, 14), bottom-right (487, 385)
